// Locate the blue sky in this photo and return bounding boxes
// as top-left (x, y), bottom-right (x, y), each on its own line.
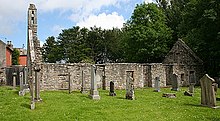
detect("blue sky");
top-left (0, 0), bottom-right (155, 48)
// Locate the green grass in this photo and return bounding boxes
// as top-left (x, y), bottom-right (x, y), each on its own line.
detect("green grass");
top-left (0, 86), bottom-right (220, 121)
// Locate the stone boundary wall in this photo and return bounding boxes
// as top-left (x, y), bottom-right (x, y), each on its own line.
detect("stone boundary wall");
top-left (40, 63), bottom-right (167, 90)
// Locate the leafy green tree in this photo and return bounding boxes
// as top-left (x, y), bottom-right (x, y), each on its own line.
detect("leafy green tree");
top-left (12, 48), bottom-right (20, 65)
top-left (178, 0), bottom-right (220, 76)
top-left (57, 26), bottom-right (92, 63)
top-left (42, 36), bottom-right (61, 63)
top-left (124, 3), bottom-right (173, 63)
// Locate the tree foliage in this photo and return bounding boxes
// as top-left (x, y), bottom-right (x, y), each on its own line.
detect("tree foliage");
top-left (12, 48), bottom-right (20, 65)
top-left (42, 1), bottom-right (220, 76)
top-left (123, 3), bottom-right (172, 63)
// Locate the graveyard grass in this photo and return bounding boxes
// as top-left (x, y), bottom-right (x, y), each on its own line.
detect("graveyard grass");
top-left (0, 86), bottom-right (220, 121)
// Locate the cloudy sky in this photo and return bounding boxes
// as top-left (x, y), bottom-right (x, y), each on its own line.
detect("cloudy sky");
top-left (0, 0), bottom-right (155, 48)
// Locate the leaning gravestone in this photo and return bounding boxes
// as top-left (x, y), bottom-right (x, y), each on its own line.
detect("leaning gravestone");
top-left (109, 81), bottom-right (116, 96)
top-left (200, 74), bottom-right (218, 108)
top-left (154, 77), bottom-right (160, 92)
top-left (171, 73), bottom-right (179, 91)
top-left (126, 71), bottom-right (135, 100)
top-left (89, 65), bottom-right (100, 100)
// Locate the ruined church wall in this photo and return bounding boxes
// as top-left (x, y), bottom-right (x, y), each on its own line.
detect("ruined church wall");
top-left (150, 63), bottom-right (166, 87)
top-left (40, 63), bottom-right (167, 91)
top-left (101, 63), bottom-right (145, 89)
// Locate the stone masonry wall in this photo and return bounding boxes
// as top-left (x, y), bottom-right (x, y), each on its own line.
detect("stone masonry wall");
top-left (150, 63), bottom-right (166, 87)
top-left (40, 63), bottom-right (167, 91)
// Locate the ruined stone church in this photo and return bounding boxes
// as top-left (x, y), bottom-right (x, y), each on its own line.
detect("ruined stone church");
top-left (1, 4), bottom-right (204, 91)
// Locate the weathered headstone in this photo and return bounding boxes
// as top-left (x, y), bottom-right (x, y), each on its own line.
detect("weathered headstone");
top-left (189, 71), bottom-right (196, 93)
top-left (154, 77), bottom-right (160, 92)
top-left (171, 73), bottom-right (179, 91)
top-left (89, 65), bottom-right (100, 100)
top-left (19, 72), bottom-right (25, 96)
top-left (34, 65), bottom-right (42, 102)
top-left (200, 74), bottom-right (218, 108)
top-left (80, 70), bottom-right (87, 94)
top-left (162, 93), bottom-right (176, 98)
top-left (109, 81), bottom-right (116, 96)
top-left (29, 76), bottom-right (35, 110)
top-left (12, 72), bottom-right (17, 90)
top-left (68, 72), bottom-right (71, 94)
top-left (126, 71), bottom-right (135, 100)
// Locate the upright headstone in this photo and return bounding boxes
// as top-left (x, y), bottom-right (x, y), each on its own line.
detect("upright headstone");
top-left (12, 72), bottom-right (17, 90)
top-left (189, 71), bottom-right (196, 93)
top-left (23, 67), bottom-right (29, 94)
top-left (89, 65), bottom-right (100, 100)
top-left (80, 70), bottom-right (87, 94)
top-left (68, 72), bottom-right (71, 94)
top-left (154, 77), bottom-right (160, 92)
top-left (109, 81), bottom-right (116, 96)
top-left (34, 65), bottom-right (42, 102)
top-left (200, 74), bottom-right (217, 108)
top-left (19, 72), bottom-right (25, 96)
top-left (126, 71), bottom-right (135, 100)
top-left (171, 73), bottom-right (179, 91)
top-left (29, 76), bottom-right (35, 110)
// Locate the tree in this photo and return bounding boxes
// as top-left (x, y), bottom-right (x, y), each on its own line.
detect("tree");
top-left (124, 3), bottom-right (173, 63)
top-left (12, 48), bottom-right (20, 65)
top-left (178, 0), bottom-right (220, 76)
top-left (42, 36), bottom-right (61, 63)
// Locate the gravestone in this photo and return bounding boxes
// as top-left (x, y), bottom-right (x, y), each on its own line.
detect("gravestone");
top-left (162, 93), bottom-right (176, 98)
top-left (200, 74), bottom-right (218, 108)
top-left (109, 81), bottom-right (116, 96)
top-left (29, 76), bottom-right (35, 110)
top-left (19, 72), bottom-right (25, 96)
top-left (34, 65), bottom-right (42, 102)
top-left (126, 71), bottom-right (135, 100)
top-left (80, 70), bottom-right (87, 94)
top-left (154, 77), bottom-right (160, 92)
top-left (12, 72), bottom-right (17, 90)
top-left (189, 71), bottom-right (196, 93)
top-left (89, 65), bottom-right (100, 100)
top-left (171, 73), bottom-right (179, 91)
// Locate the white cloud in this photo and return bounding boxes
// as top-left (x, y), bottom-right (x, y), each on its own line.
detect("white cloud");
top-left (144, 0), bottom-right (156, 4)
top-left (51, 25), bottom-right (64, 36)
top-left (40, 40), bottom-right (44, 47)
top-left (76, 12), bottom-right (125, 29)
top-left (0, 0), bottom-right (129, 36)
